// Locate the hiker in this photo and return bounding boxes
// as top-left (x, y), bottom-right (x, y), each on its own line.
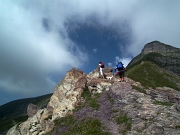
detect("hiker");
top-left (114, 62), bottom-right (126, 82)
top-left (98, 62), bottom-right (105, 79)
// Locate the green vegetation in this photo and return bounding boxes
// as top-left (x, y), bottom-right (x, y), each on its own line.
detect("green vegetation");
top-left (0, 115), bottom-right (28, 134)
top-left (0, 119), bottom-right (14, 134)
top-left (127, 52), bottom-right (175, 70)
top-left (153, 101), bottom-right (173, 106)
top-left (127, 61), bottom-right (180, 90)
top-left (74, 86), bottom-right (100, 112)
top-left (111, 109), bottom-right (119, 113)
top-left (0, 93), bottom-right (52, 119)
top-left (131, 85), bottom-right (146, 94)
top-left (175, 125), bottom-right (180, 129)
top-left (115, 111), bottom-right (132, 134)
top-left (106, 92), bottom-right (114, 104)
top-left (47, 115), bottom-right (110, 135)
top-left (127, 52), bottom-right (164, 70)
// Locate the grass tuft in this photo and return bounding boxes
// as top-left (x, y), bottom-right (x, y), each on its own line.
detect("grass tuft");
top-left (153, 101), bottom-right (173, 106)
top-left (132, 85), bottom-right (146, 94)
top-left (77, 86), bottom-right (100, 111)
top-left (114, 111), bottom-right (132, 134)
top-left (47, 116), bottom-right (110, 135)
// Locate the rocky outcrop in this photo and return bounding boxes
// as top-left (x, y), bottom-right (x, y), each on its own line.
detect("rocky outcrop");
top-left (142, 41), bottom-right (180, 55)
top-left (7, 68), bottom-right (88, 135)
top-left (109, 82), bottom-right (180, 135)
top-left (48, 68), bottom-right (87, 121)
top-left (27, 103), bottom-right (40, 117)
top-left (6, 67), bottom-right (114, 135)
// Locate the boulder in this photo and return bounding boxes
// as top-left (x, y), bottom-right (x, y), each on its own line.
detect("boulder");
top-left (27, 103), bottom-right (39, 117)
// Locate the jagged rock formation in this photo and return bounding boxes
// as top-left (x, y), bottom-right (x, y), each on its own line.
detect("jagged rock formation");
top-left (6, 67), bottom-right (115, 135)
top-left (27, 104), bottom-right (40, 118)
top-left (47, 68), bottom-right (87, 121)
top-left (127, 41), bottom-right (180, 77)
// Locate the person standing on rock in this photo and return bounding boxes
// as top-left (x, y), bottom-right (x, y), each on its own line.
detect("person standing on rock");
top-left (98, 62), bottom-right (105, 79)
top-left (114, 62), bottom-right (126, 82)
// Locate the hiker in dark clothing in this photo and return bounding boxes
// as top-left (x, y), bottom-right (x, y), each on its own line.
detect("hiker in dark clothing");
top-left (114, 62), bottom-right (126, 82)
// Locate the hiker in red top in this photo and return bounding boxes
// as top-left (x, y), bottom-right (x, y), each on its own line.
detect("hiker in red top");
top-left (98, 62), bottom-right (105, 79)
top-left (114, 62), bottom-right (126, 82)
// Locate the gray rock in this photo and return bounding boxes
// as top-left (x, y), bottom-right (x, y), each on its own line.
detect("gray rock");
top-left (27, 103), bottom-right (39, 117)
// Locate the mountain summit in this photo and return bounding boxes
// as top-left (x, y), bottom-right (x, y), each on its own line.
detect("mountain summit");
top-left (141, 41), bottom-right (180, 54)
top-left (128, 41), bottom-right (180, 77)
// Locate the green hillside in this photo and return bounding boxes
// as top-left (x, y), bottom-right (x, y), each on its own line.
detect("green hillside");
top-left (0, 93), bottom-right (52, 134)
top-left (126, 61), bottom-right (180, 90)
top-left (127, 52), bottom-right (164, 70)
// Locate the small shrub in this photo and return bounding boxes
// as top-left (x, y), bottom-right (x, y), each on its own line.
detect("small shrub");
top-left (82, 86), bottom-right (100, 110)
top-left (81, 86), bottom-right (91, 99)
top-left (112, 109), bottom-right (119, 113)
top-left (153, 101), bottom-right (173, 106)
top-left (89, 98), bottom-right (100, 110)
top-left (175, 125), bottom-right (180, 129)
top-left (132, 85), bottom-right (146, 94)
top-left (115, 111), bottom-right (132, 134)
top-left (106, 92), bottom-right (114, 104)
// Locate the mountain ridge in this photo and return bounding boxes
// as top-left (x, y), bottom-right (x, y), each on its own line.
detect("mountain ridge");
top-left (1, 41), bottom-right (180, 135)
top-left (127, 41), bottom-right (180, 77)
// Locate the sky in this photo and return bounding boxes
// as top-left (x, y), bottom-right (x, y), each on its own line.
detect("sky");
top-left (0, 0), bottom-right (180, 105)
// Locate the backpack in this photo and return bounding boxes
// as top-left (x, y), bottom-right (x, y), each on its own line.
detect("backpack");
top-left (100, 62), bottom-right (104, 68)
top-left (117, 62), bottom-right (123, 69)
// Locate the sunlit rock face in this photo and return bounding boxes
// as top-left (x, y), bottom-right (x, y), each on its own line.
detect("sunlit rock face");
top-left (48, 68), bottom-right (87, 121)
top-left (7, 68), bottom-right (87, 135)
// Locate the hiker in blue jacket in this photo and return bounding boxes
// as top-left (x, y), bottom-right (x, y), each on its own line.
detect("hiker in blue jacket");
top-left (114, 62), bottom-right (126, 82)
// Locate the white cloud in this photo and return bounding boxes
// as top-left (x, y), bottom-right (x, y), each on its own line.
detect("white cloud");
top-left (127, 1), bottom-right (180, 55)
top-left (0, 0), bottom-right (180, 99)
top-left (0, 0), bottom-right (88, 97)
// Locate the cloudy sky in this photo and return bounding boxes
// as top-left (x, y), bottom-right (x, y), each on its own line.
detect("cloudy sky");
top-left (0, 0), bottom-right (180, 105)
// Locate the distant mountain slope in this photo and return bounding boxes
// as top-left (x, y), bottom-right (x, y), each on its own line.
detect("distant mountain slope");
top-left (126, 61), bottom-right (180, 90)
top-left (127, 41), bottom-right (180, 77)
top-left (0, 93), bottom-right (52, 120)
top-left (0, 93), bottom-right (52, 135)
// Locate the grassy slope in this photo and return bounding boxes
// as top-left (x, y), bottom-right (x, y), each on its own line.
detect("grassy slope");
top-left (127, 52), bottom-right (164, 70)
top-left (127, 51), bottom-right (180, 71)
top-left (126, 61), bottom-right (180, 90)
